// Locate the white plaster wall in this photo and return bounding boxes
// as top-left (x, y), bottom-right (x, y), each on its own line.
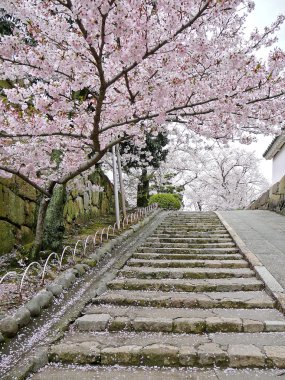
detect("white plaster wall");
top-left (273, 146), bottom-right (285, 183)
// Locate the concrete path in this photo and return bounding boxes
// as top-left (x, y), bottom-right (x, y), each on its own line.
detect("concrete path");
top-left (219, 210), bottom-right (285, 289)
top-left (29, 211), bottom-right (285, 379)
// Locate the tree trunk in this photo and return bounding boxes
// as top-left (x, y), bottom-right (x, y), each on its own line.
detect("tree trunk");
top-left (32, 196), bottom-right (50, 258)
top-left (137, 168), bottom-right (150, 207)
top-left (42, 183), bottom-right (66, 252)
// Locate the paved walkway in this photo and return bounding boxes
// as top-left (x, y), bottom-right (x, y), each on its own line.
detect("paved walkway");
top-left (219, 210), bottom-right (285, 289)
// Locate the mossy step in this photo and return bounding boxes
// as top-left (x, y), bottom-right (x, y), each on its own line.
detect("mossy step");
top-left (108, 277), bottom-right (263, 292)
top-left (132, 253), bottom-right (243, 260)
top-left (29, 365), bottom-right (285, 380)
top-left (92, 290), bottom-right (275, 309)
top-left (127, 259), bottom-right (249, 269)
top-left (118, 266), bottom-right (255, 279)
top-left (75, 313), bottom-right (285, 334)
top-left (49, 332), bottom-right (285, 368)
top-left (139, 247), bottom-right (240, 254)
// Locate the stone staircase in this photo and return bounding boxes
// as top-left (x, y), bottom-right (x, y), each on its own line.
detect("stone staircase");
top-left (32, 212), bottom-right (285, 378)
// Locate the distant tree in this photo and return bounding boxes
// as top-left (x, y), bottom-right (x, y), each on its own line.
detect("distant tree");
top-left (159, 130), bottom-right (269, 211)
top-left (120, 132), bottom-right (168, 206)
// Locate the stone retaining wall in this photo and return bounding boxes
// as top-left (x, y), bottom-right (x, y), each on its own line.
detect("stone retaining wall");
top-left (248, 174), bottom-right (285, 215)
top-left (0, 168), bottom-right (115, 255)
top-left (64, 169), bottom-right (115, 230)
top-left (0, 176), bottom-right (39, 254)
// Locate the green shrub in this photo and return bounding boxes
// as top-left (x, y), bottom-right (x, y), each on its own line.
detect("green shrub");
top-left (148, 193), bottom-right (181, 210)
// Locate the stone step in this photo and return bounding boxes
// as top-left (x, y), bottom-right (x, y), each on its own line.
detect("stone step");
top-left (157, 226), bottom-right (226, 230)
top-left (160, 219), bottom-right (221, 223)
top-left (30, 365), bottom-right (285, 380)
top-left (75, 311), bottom-right (285, 334)
top-left (154, 225), bottom-right (227, 229)
top-left (118, 266), bottom-right (254, 279)
top-left (142, 242), bottom-right (236, 249)
top-left (127, 258), bottom-right (249, 269)
top-left (108, 277), bottom-right (263, 292)
top-left (151, 233), bottom-right (230, 238)
top-left (146, 237), bottom-right (233, 243)
top-left (156, 226), bottom-right (226, 230)
top-left (139, 247), bottom-right (240, 254)
top-left (48, 331), bottom-right (285, 368)
top-left (84, 305), bottom-right (285, 324)
top-left (132, 252), bottom-right (243, 260)
top-left (92, 290), bottom-right (275, 309)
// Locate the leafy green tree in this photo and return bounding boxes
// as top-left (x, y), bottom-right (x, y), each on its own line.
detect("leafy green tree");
top-left (120, 132), bottom-right (168, 207)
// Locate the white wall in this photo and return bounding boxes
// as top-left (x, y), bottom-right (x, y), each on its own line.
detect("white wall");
top-left (273, 146), bottom-right (285, 183)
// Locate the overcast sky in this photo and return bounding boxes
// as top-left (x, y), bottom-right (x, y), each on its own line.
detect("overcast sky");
top-left (242, 0), bottom-right (285, 182)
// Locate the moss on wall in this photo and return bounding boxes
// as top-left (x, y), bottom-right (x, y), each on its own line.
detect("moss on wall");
top-left (0, 168), bottom-right (115, 255)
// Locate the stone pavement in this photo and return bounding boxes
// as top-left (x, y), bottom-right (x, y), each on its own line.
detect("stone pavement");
top-left (29, 211), bottom-right (285, 379)
top-left (218, 210), bottom-right (285, 289)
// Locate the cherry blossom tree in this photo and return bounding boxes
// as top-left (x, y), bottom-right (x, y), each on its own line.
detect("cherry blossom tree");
top-left (157, 129), bottom-right (269, 210)
top-left (0, 0), bottom-right (284, 254)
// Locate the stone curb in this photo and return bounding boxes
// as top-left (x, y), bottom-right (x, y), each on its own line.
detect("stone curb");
top-left (215, 211), bottom-right (285, 314)
top-left (0, 209), bottom-right (160, 344)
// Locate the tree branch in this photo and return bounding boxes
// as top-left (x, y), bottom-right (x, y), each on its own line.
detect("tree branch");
top-left (0, 166), bottom-right (50, 196)
top-left (0, 132), bottom-right (89, 139)
top-left (58, 135), bottom-right (132, 184)
top-left (106, 0), bottom-right (212, 87)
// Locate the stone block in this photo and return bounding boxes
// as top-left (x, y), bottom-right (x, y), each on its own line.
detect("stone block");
top-left (270, 182), bottom-right (279, 195)
top-left (179, 346), bottom-right (198, 366)
top-left (101, 345), bottom-right (142, 365)
top-left (83, 192), bottom-right (90, 210)
top-left (259, 190), bottom-right (269, 206)
top-left (264, 320), bottom-right (285, 332)
top-left (15, 176), bottom-right (38, 201)
top-left (75, 197), bottom-right (84, 215)
top-left (25, 298), bottom-right (41, 317)
top-left (92, 191), bottom-right (100, 206)
top-left (198, 343), bottom-right (228, 366)
top-left (75, 314), bottom-right (110, 331)
top-left (132, 317), bottom-right (173, 332)
top-left (206, 317), bottom-right (242, 333)
top-left (33, 290), bottom-right (53, 309)
top-left (46, 284), bottom-right (63, 297)
top-left (24, 201), bottom-right (37, 227)
top-left (109, 317), bottom-right (130, 331)
top-left (14, 307), bottom-right (31, 328)
top-left (242, 319), bottom-right (264, 333)
top-left (49, 342), bottom-right (100, 364)
top-left (278, 175), bottom-right (285, 193)
top-left (0, 316), bottom-right (18, 337)
top-left (228, 344), bottom-right (265, 367)
top-left (0, 220), bottom-right (16, 254)
top-left (141, 344), bottom-right (179, 366)
top-left (173, 318), bottom-right (205, 333)
top-left (264, 346), bottom-right (285, 368)
top-left (7, 188), bottom-right (26, 225)
top-left (17, 225), bottom-right (34, 244)
top-left (269, 194), bottom-right (281, 206)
